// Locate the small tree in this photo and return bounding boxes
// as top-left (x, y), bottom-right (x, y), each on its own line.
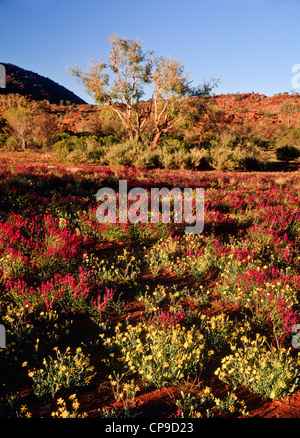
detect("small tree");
top-left (4, 107), bottom-right (33, 149)
top-left (280, 101), bottom-right (300, 129)
top-left (3, 96), bottom-right (57, 149)
top-left (33, 111), bottom-right (57, 146)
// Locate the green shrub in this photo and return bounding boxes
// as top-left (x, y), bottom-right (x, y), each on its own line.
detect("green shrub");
top-left (276, 128), bottom-right (300, 149)
top-left (53, 136), bottom-right (84, 159)
top-left (158, 146), bottom-right (190, 169)
top-left (103, 140), bottom-right (141, 166)
top-left (209, 145), bottom-right (242, 171)
top-left (103, 140), bottom-right (159, 167)
top-left (188, 148), bottom-right (211, 170)
top-left (0, 133), bottom-right (9, 148)
top-left (135, 150), bottom-right (162, 168)
top-left (53, 135), bottom-right (105, 163)
top-left (161, 137), bottom-right (187, 149)
top-left (5, 135), bottom-right (22, 150)
top-left (99, 135), bottom-right (119, 146)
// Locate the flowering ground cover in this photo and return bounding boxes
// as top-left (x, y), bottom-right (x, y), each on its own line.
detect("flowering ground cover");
top-left (1, 158), bottom-right (300, 418)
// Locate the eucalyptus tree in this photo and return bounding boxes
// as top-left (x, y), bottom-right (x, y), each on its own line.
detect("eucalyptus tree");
top-left (70, 34), bottom-right (216, 145)
top-left (69, 34), bottom-right (154, 141)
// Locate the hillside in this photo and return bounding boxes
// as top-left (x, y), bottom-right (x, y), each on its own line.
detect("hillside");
top-left (0, 63), bottom-right (87, 105)
top-left (209, 92), bottom-right (300, 136)
top-left (49, 91), bottom-right (300, 136)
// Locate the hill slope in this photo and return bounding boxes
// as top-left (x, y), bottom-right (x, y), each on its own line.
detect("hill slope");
top-left (0, 63), bottom-right (87, 104)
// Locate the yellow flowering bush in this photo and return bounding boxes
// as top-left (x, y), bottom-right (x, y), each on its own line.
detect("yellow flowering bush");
top-left (24, 346), bottom-right (96, 398)
top-left (175, 389), bottom-right (248, 418)
top-left (0, 304), bottom-right (34, 363)
top-left (16, 404), bottom-right (32, 418)
top-left (103, 322), bottom-right (211, 388)
top-left (200, 313), bottom-right (237, 356)
top-left (0, 252), bottom-right (30, 280)
top-left (51, 394), bottom-right (88, 418)
top-left (215, 334), bottom-right (300, 400)
top-left (146, 234), bottom-right (218, 280)
top-left (138, 284), bottom-right (169, 314)
top-left (82, 248), bottom-right (140, 284)
top-left (213, 391), bottom-right (248, 416)
top-left (146, 236), bottom-right (180, 276)
top-left (0, 303), bottom-right (71, 367)
top-left (108, 372), bottom-right (140, 411)
top-left (175, 389), bottom-right (215, 418)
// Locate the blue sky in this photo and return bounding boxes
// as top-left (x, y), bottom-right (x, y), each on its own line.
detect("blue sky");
top-left (1, 0), bottom-right (300, 103)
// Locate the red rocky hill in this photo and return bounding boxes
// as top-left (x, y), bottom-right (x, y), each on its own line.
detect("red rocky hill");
top-left (208, 92), bottom-right (300, 137)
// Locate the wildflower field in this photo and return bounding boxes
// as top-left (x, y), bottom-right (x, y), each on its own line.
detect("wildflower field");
top-left (1, 158), bottom-right (300, 418)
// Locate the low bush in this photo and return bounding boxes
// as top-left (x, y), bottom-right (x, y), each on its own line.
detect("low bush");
top-left (103, 321), bottom-right (213, 388)
top-left (53, 134), bottom-right (105, 163)
top-left (208, 145), bottom-right (243, 171)
top-left (23, 346), bottom-right (95, 399)
top-left (0, 133), bottom-right (9, 148)
top-left (275, 145), bottom-right (300, 163)
top-left (239, 156), bottom-right (263, 171)
top-left (215, 334), bottom-right (300, 400)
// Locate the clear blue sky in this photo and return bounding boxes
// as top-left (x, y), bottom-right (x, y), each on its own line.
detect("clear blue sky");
top-left (1, 0), bottom-right (300, 103)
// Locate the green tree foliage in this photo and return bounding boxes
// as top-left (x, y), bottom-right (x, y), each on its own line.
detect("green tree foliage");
top-left (2, 94), bottom-right (57, 149)
top-left (150, 63), bottom-right (217, 144)
top-left (149, 56), bottom-right (190, 144)
top-left (4, 107), bottom-right (34, 149)
top-left (69, 35), bottom-right (153, 141)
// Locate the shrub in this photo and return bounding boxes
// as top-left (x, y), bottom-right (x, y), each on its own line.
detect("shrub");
top-left (24, 346), bottom-right (95, 398)
top-left (238, 156), bottom-right (263, 171)
top-left (209, 145), bottom-right (242, 171)
top-left (0, 133), bottom-right (9, 148)
top-left (156, 147), bottom-right (185, 169)
top-left (215, 334), bottom-right (299, 400)
top-left (53, 135), bottom-right (84, 161)
top-left (135, 150), bottom-right (162, 169)
top-left (103, 140), bottom-right (144, 166)
top-left (103, 321), bottom-right (212, 388)
top-left (188, 148), bottom-right (211, 170)
top-left (175, 389), bottom-right (215, 418)
top-left (275, 128), bottom-right (300, 149)
top-left (275, 145), bottom-right (300, 163)
top-left (158, 139), bottom-right (191, 170)
top-left (102, 140), bottom-right (164, 168)
top-left (84, 137), bottom-right (105, 162)
top-left (53, 134), bottom-right (106, 163)
top-left (5, 135), bottom-right (22, 150)
top-left (66, 149), bottom-right (89, 163)
top-left (99, 135), bottom-right (119, 147)
top-left (51, 394), bottom-right (88, 418)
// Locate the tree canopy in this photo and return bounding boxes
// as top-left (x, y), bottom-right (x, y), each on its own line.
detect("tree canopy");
top-left (69, 35), bottom-right (216, 144)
